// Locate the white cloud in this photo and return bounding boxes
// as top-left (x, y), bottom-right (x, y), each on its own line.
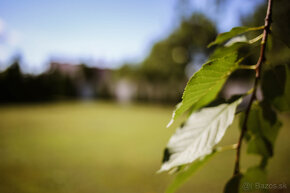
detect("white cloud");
top-left (0, 18), bottom-right (23, 66)
top-left (0, 17), bottom-right (22, 46)
top-left (0, 45), bottom-right (13, 67)
top-left (0, 45), bottom-right (8, 60)
top-left (7, 30), bottom-right (22, 46)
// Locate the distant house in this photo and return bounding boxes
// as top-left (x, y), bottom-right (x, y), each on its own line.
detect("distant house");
top-left (47, 62), bottom-right (188, 103)
top-left (115, 79), bottom-right (137, 103)
top-left (48, 62), bottom-right (115, 99)
top-left (49, 62), bottom-right (81, 78)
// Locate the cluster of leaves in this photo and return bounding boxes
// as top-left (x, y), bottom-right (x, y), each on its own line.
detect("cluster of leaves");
top-left (159, 22), bottom-right (289, 192)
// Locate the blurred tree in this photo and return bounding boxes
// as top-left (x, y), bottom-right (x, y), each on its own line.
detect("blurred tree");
top-left (114, 13), bottom-right (218, 103)
top-left (0, 58), bottom-right (23, 102)
top-left (115, 64), bottom-right (138, 80)
top-left (0, 57), bottom-right (78, 103)
top-left (117, 1), bottom-right (274, 103)
top-left (140, 13), bottom-right (217, 83)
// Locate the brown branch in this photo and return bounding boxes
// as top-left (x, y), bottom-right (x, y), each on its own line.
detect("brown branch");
top-left (233, 0), bottom-right (273, 176)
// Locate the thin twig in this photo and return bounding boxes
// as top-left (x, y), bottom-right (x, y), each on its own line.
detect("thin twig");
top-left (233, 0), bottom-right (273, 176)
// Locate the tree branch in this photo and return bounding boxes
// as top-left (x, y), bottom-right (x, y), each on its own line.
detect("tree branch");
top-left (233, 0), bottom-right (273, 176)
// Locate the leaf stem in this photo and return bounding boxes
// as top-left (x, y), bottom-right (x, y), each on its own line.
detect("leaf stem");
top-left (233, 0), bottom-right (273, 176)
top-left (238, 65), bottom-right (256, 70)
top-left (248, 33), bottom-right (263, 44)
top-left (216, 144), bottom-right (237, 152)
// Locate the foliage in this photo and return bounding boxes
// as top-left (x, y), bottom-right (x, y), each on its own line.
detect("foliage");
top-left (140, 13), bottom-right (217, 83)
top-left (168, 52), bottom-right (239, 125)
top-left (159, 1), bottom-right (289, 192)
top-left (0, 59), bottom-right (118, 102)
top-left (113, 13), bottom-right (218, 103)
top-left (0, 59), bottom-right (78, 102)
top-left (207, 26), bottom-right (263, 48)
top-left (164, 151), bottom-right (217, 193)
top-left (160, 99), bottom-right (241, 172)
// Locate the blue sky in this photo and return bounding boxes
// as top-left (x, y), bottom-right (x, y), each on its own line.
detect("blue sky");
top-left (0, 0), bottom-right (264, 73)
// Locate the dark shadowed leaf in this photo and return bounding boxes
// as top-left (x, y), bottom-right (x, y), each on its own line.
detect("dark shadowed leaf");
top-left (240, 166), bottom-right (267, 192)
top-left (272, 64), bottom-right (290, 111)
top-left (260, 100), bottom-right (277, 125)
top-left (224, 166), bottom-right (267, 193)
top-left (245, 103), bottom-right (281, 158)
top-left (261, 64), bottom-right (290, 111)
top-left (224, 174), bottom-right (243, 193)
top-left (247, 137), bottom-right (273, 158)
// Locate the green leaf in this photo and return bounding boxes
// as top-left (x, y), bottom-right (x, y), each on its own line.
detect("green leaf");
top-left (210, 42), bottom-right (248, 59)
top-left (272, 64), bottom-right (290, 111)
top-left (261, 64), bottom-right (290, 111)
top-left (260, 100), bottom-right (277, 125)
top-left (245, 103), bottom-right (282, 158)
top-left (210, 34), bottom-right (263, 60)
top-left (165, 151), bottom-right (217, 193)
top-left (165, 144), bottom-right (237, 193)
top-left (247, 137), bottom-right (273, 158)
top-left (243, 167), bottom-right (267, 184)
top-left (240, 166), bottom-right (267, 192)
top-left (224, 166), bottom-right (267, 193)
top-left (224, 174), bottom-right (243, 193)
top-left (160, 99), bottom-right (242, 172)
top-left (208, 26), bottom-right (264, 47)
top-left (168, 52), bottom-right (238, 125)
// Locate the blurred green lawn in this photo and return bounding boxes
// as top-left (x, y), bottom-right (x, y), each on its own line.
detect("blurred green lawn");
top-left (0, 101), bottom-right (289, 193)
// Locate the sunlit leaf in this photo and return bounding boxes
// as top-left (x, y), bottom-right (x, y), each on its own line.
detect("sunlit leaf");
top-left (165, 151), bottom-right (217, 193)
top-left (210, 42), bottom-right (248, 59)
top-left (210, 34), bottom-right (262, 60)
top-left (165, 144), bottom-right (237, 193)
top-left (208, 26), bottom-right (264, 47)
top-left (160, 99), bottom-right (242, 172)
top-left (224, 35), bottom-right (247, 47)
top-left (168, 52), bottom-right (238, 126)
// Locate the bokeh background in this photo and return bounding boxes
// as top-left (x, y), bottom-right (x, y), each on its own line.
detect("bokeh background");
top-left (0, 0), bottom-right (289, 192)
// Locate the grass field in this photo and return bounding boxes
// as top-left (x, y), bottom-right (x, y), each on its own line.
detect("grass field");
top-left (0, 101), bottom-right (289, 193)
